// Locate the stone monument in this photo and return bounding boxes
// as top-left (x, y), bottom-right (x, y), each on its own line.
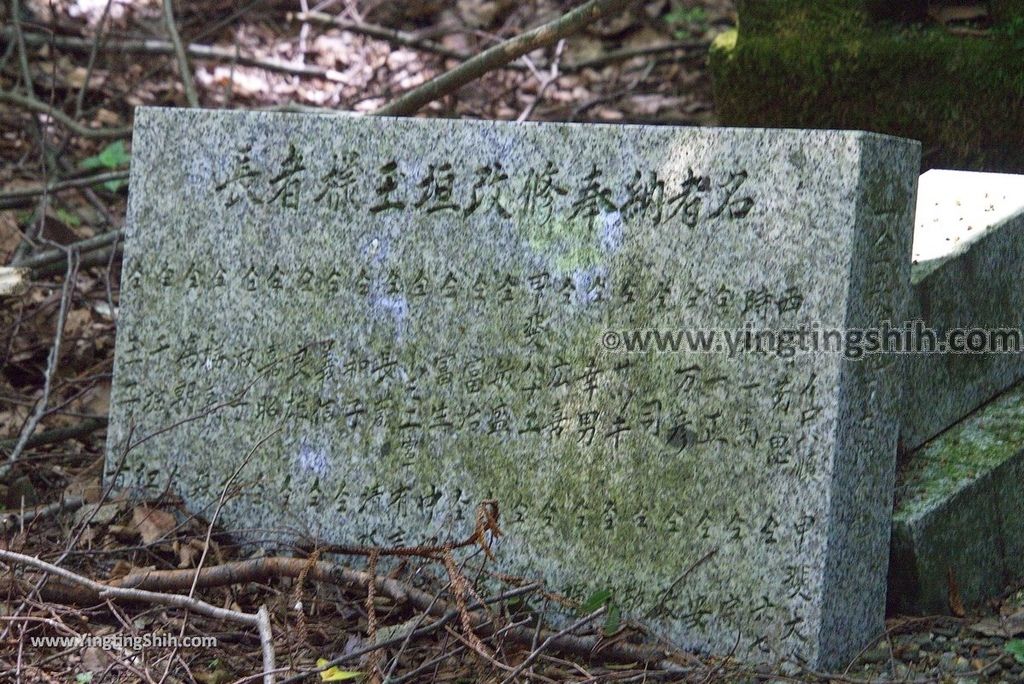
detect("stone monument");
top-left (106, 108), bottom-right (919, 668)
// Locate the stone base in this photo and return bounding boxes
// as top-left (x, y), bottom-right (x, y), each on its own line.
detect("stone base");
top-left (889, 383), bottom-right (1024, 614)
top-left (902, 170), bottom-right (1024, 450)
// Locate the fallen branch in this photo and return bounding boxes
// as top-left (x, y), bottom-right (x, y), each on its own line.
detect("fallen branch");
top-left (5, 253), bottom-right (77, 468)
top-left (372, 0), bottom-right (638, 117)
top-left (499, 606), bottom-right (607, 684)
top-left (0, 416), bottom-right (107, 478)
top-left (297, 584), bottom-right (540, 684)
top-left (0, 171), bottom-right (129, 210)
top-left (517, 39), bottom-right (565, 122)
top-left (11, 230), bottom-right (124, 270)
top-left (292, 11), bottom-right (468, 60)
top-left (6, 555), bottom-right (685, 675)
top-left (292, 12), bottom-right (701, 74)
top-left (31, 244), bottom-right (122, 279)
top-left (0, 90), bottom-right (132, 140)
top-left (0, 549), bottom-right (277, 684)
top-left (568, 39), bottom-right (707, 70)
top-left (0, 495), bottom-right (86, 532)
top-left (162, 0), bottom-right (199, 107)
top-left (5, 29), bottom-right (349, 81)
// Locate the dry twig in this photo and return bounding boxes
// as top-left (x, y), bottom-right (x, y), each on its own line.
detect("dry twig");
top-left (3, 252), bottom-right (78, 471)
top-left (5, 29), bottom-right (351, 82)
top-left (4, 555), bottom-right (686, 676)
top-left (0, 172), bottom-right (129, 211)
top-left (293, 11), bottom-right (468, 60)
top-left (11, 230), bottom-right (124, 270)
top-left (0, 549), bottom-right (278, 684)
top-left (162, 0), bottom-right (200, 107)
top-left (500, 606), bottom-right (607, 684)
top-left (373, 0), bottom-right (637, 117)
top-left (0, 90), bottom-right (132, 140)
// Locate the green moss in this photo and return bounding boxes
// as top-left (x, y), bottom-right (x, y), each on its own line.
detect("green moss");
top-left (895, 388), bottom-right (1024, 521)
top-left (736, 0), bottom-right (869, 38)
top-left (709, 25), bottom-right (1024, 171)
top-left (735, 0), bottom-right (1024, 34)
top-left (991, 0), bottom-right (1024, 24)
top-left (525, 216), bottom-right (602, 272)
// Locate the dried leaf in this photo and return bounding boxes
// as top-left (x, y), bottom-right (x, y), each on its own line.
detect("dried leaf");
top-left (64, 309), bottom-right (93, 339)
top-left (80, 381), bottom-right (111, 417)
top-left (176, 540), bottom-right (197, 568)
top-left (131, 505), bottom-right (177, 545)
top-left (66, 66), bottom-right (107, 90)
top-left (93, 109), bottom-right (123, 126)
top-left (0, 212), bottom-right (22, 259)
top-left (948, 567), bottom-right (966, 617)
top-left (108, 559), bottom-right (135, 580)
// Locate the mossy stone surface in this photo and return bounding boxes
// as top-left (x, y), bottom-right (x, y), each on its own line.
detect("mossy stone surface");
top-left (735, 0), bottom-right (869, 37)
top-left (890, 382), bottom-right (1024, 614)
top-left (712, 5), bottom-right (1024, 172)
top-left (106, 108), bottom-right (918, 669)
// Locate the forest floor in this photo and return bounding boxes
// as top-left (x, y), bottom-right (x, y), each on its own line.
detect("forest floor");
top-left (2, 0), bottom-right (1024, 682)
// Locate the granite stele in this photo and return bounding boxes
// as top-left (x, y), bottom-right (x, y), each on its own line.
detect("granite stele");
top-left (106, 108), bottom-right (920, 669)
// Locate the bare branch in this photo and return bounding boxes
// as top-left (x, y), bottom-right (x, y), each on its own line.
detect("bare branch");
top-left (0, 549), bottom-right (278, 684)
top-left (0, 90), bottom-right (132, 140)
top-left (499, 607), bottom-right (606, 683)
top-left (5, 29), bottom-right (350, 82)
top-left (0, 172), bottom-right (130, 211)
top-left (162, 0), bottom-right (200, 107)
top-left (4, 252), bottom-right (78, 467)
top-left (293, 11), bottom-right (468, 60)
top-left (0, 495), bottom-right (86, 533)
top-left (0, 416), bottom-right (106, 452)
top-left (372, 0), bottom-right (638, 117)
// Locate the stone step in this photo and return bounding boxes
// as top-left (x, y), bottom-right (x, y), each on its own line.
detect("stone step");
top-left (903, 169), bottom-right (1024, 450)
top-left (890, 380), bottom-right (1024, 614)
top-left (890, 169), bottom-right (1024, 615)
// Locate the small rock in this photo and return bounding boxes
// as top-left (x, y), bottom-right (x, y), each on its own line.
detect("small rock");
top-left (861, 645), bottom-right (890, 664)
top-left (899, 643), bottom-right (922, 660)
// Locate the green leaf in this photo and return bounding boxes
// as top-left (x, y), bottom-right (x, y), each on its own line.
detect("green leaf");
top-left (1006, 639), bottom-right (1024, 664)
top-left (603, 603), bottom-right (622, 636)
top-left (581, 589), bottom-right (612, 613)
top-left (316, 659), bottom-right (362, 681)
top-left (76, 674), bottom-right (94, 684)
top-left (101, 178), bottom-right (127, 193)
top-left (664, 7), bottom-right (706, 26)
top-left (54, 208), bottom-right (82, 227)
top-left (80, 140), bottom-right (130, 171)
